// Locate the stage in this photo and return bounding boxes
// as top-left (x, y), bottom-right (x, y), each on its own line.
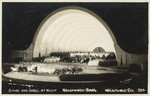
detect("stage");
top-left (2, 62), bottom-right (128, 82)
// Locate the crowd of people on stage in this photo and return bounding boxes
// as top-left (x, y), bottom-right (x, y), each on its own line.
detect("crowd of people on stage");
top-left (10, 51), bottom-right (117, 75)
top-left (47, 52), bottom-right (116, 64)
top-left (10, 51), bottom-right (117, 74)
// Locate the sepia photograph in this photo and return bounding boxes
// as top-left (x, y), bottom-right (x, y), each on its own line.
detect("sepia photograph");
top-left (2, 1), bottom-right (148, 94)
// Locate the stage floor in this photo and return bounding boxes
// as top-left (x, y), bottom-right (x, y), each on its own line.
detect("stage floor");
top-left (3, 62), bottom-right (128, 83)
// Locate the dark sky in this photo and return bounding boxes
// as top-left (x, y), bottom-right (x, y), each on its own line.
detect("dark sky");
top-left (2, 2), bottom-right (148, 54)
